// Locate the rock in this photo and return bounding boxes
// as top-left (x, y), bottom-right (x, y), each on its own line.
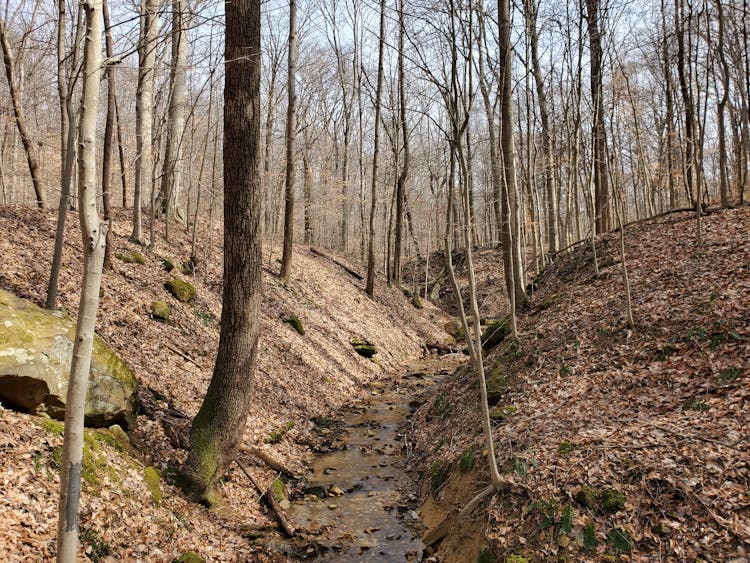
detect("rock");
top-left (329, 485), bottom-right (344, 496)
top-left (164, 279), bottom-right (196, 302)
top-left (162, 258), bottom-right (177, 272)
top-left (599, 488), bottom-right (626, 513)
top-left (151, 300), bottom-right (171, 321)
top-left (485, 362), bottom-right (507, 404)
top-left (350, 336), bottom-right (378, 358)
top-left (481, 317), bottom-right (511, 350)
top-left (574, 486), bottom-right (598, 509)
top-left (283, 315), bottom-right (305, 335)
top-left (107, 424), bottom-right (130, 447)
top-left (173, 552), bottom-right (205, 563)
top-left (116, 250), bottom-right (146, 265)
top-left (0, 290), bottom-right (138, 427)
top-left (143, 466), bottom-right (162, 503)
top-left (270, 478), bottom-right (288, 503)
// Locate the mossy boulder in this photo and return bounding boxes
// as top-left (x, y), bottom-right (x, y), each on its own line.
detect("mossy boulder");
top-left (574, 485), bottom-right (626, 514)
top-left (489, 404), bottom-right (517, 421)
top-left (283, 315), bottom-right (305, 335)
top-left (151, 300), bottom-right (171, 321)
top-left (481, 317), bottom-right (511, 350)
top-left (485, 361), bottom-right (507, 404)
top-left (350, 336), bottom-right (378, 358)
top-left (116, 250), bottom-right (146, 265)
top-left (162, 258), bottom-right (177, 272)
top-left (173, 552), bottom-right (205, 563)
top-left (270, 478), bottom-right (288, 503)
top-left (164, 279), bottom-right (196, 303)
top-left (143, 466), bottom-right (162, 503)
top-left (0, 290), bottom-right (138, 427)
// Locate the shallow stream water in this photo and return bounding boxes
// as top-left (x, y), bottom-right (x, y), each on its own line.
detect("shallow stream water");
top-left (261, 358), bottom-right (458, 561)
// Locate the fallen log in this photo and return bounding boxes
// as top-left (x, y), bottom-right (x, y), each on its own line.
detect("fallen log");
top-left (240, 444), bottom-right (300, 478)
top-left (309, 246), bottom-right (363, 280)
top-left (235, 457), bottom-right (296, 537)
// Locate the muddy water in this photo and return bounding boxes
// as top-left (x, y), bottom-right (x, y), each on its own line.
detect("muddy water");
top-left (264, 359), bottom-right (458, 561)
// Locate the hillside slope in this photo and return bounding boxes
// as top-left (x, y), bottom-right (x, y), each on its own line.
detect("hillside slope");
top-left (411, 207), bottom-right (750, 561)
top-left (0, 207), bottom-right (451, 561)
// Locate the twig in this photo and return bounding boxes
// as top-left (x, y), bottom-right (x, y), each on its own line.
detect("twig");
top-left (235, 458), bottom-right (296, 537)
top-left (164, 343), bottom-right (203, 369)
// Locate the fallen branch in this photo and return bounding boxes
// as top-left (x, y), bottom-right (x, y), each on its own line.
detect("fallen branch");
top-left (164, 343), bottom-right (203, 369)
top-left (235, 458), bottom-right (296, 537)
top-left (309, 246), bottom-right (363, 280)
top-left (240, 444), bottom-right (300, 478)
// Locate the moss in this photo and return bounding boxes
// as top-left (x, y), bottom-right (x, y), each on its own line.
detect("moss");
top-left (575, 486), bottom-right (598, 509)
top-left (411, 293), bottom-right (424, 309)
top-left (144, 466), bottom-right (162, 503)
top-left (270, 478), bottom-right (288, 503)
top-left (350, 336), bottom-right (378, 358)
top-left (489, 405), bottom-right (517, 421)
top-left (459, 445), bottom-right (475, 472)
top-left (506, 556), bottom-right (529, 563)
top-left (481, 317), bottom-right (511, 350)
top-left (485, 362), bottom-right (507, 404)
top-left (265, 421), bottom-right (295, 444)
top-left (173, 552), bottom-right (205, 563)
top-left (41, 418), bottom-right (64, 436)
top-left (117, 251), bottom-right (146, 265)
top-left (283, 315), bottom-right (305, 335)
top-left (558, 439), bottom-right (573, 456)
top-left (537, 292), bottom-right (562, 311)
top-left (152, 300), bottom-right (171, 321)
top-left (92, 427), bottom-right (128, 452)
top-left (181, 409), bottom-right (220, 506)
top-left (599, 489), bottom-right (626, 513)
top-left (162, 258), bottom-right (177, 272)
top-left (79, 527), bottom-right (111, 562)
top-left (164, 279), bottom-right (196, 303)
top-left (429, 458), bottom-right (450, 496)
top-left (477, 546), bottom-right (497, 563)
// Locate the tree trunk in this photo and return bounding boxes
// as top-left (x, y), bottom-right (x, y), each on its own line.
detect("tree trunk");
top-left (0, 17), bottom-right (46, 208)
top-left (56, 1), bottom-right (105, 559)
top-left (366, 0), bottom-right (386, 297)
top-left (101, 0), bottom-right (116, 270)
top-left (185, 0), bottom-right (262, 506)
top-left (279, 0), bottom-right (298, 285)
top-left (584, 0), bottom-right (609, 233)
top-left (392, 0), bottom-right (409, 287)
top-left (715, 0), bottom-right (731, 209)
top-left (132, 0), bottom-right (158, 243)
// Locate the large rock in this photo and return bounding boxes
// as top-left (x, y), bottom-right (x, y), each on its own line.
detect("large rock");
top-left (0, 290), bottom-right (137, 427)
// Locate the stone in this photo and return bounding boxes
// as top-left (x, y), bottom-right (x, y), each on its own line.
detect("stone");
top-left (116, 250), bottom-right (146, 265)
top-left (151, 300), bottom-right (171, 321)
top-left (143, 466), bottom-right (162, 503)
top-left (481, 317), bottom-right (511, 350)
top-left (0, 289), bottom-right (138, 427)
top-left (173, 552), bottom-right (205, 563)
top-left (283, 315), bottom-right (305, 335)
top-left (164, 279), bottom-right (196, 302)
top-left (350, 336), bottom-right (378, 358)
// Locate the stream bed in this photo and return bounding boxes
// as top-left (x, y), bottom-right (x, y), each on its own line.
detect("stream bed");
top-left (260, 358), bottom-right (460, 561)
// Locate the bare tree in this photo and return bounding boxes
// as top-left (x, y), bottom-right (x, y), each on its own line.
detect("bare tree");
top-left (280, 0), bottom-right (298, 285)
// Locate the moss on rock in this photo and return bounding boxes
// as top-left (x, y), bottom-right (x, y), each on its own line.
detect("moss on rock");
top-left (151, 300), bottom-right (171, 321)
top-left (116, 251), bottom-right (146, 265)
top-left (144, 466), bottom-right (162, 503)
top-left (173, 552), bottom-right (205, 563)
top-left (489, 405), bottom-right (517, 421)
top-left (283, 315), bottom-right (305, 335)
top-left (270, 478), bottom-right (288, 503)
top-left (350, 336), bottom-right (378, 358)
top-left (599, 488), bottom-right (626, 513)
top-left (485, 361), bottom-right (507, 404)
top-left (481, 317), bottom-right (511, 350)
top-left (164, 279), bottom-right (196, 303)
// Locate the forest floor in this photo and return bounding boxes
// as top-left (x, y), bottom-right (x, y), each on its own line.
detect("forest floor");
top-left (409, 206), bottom-right (750, 561)
top-left (0, 207), bottom-right (453, 561)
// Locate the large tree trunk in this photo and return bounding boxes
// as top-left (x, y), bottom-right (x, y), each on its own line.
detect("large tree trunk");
top-left (56, 1), bottom-right (105, 559)
top-left (0, 17), bottom-right (46, 208)
top-left (392, 0), bottom-right (409, 287)
top-left (184, 0), bottom-right (262, 506)
top-left (157, 0), bottom-right (188, 222)
top-left (279, 0), bottom-right (298, 285)
top-left (365, 0), bottom-right (386, 297)
top-left (584, 0), bottom-right (610, 233)
top-left (132, 0), bottom-right (158, 243)
top-left (101, 0), bottom-right (116, 269)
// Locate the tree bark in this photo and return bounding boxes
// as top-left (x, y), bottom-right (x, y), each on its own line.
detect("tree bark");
top-left (0, 17), bottom-right (46, 208)
top-left (185, 0), bottom-right (262, 505)
top-left (366, 0), bottom-right (386, 297)
top-left (132, 0), bottom-right (158, 243)
top-left (279, 0), bottom-right (298, 285)
top-left (56, 1), bottom-right (105, 559)
top-left (392, 0), bottom-right (409, 287)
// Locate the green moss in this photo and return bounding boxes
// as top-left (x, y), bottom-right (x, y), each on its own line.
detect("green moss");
top-left (117, 251), bottom-right (146, 265)
top-left (411, 293), bottom-right (423, 309)
top-left (41, 418), bottom-right (64, 436)
top-left (599, 489), bottom-right (626, 513)
top-left (79, 527), bottom-right (111, 561)
top-left (152, 300), bottom-right (171, 321)
top-left (429, 458), bottom-right (450, 497)
top-left (270, 478), bottom-right (288, 503)
top-left (575, 486), bottom-right (598, 509)
top-left (265, 421), bottom-right (295, 444)
top-left (481, 317), bottom-right (511, 350)
top-left (144, 466), bottom-right (162, 503)
top-left (558, 439), bottom-right (573, 456)
top-left (489, 405), bottom-right (517, 421)
top-left (173, 552), bottom-right (205, 563)
top-left (459, 445), bottom-right (475, 473)
top-left (283, 316), bottom-right (305, 335)
top-left (537, 292), bottom-right (561, 311)
top-left (181, 409), bottom-right (220, 506)
top-left (485, 362), bottom-right (507, 404)
top-left (164, 279), bottom-right (197, 303)
top-left (505, 556), bottom-right (528, 563)
top-left (350, 336), bottom-right (378, 358)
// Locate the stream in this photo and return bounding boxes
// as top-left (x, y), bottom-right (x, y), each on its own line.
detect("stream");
top-left (260, 357), bottom-right (461, 561)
